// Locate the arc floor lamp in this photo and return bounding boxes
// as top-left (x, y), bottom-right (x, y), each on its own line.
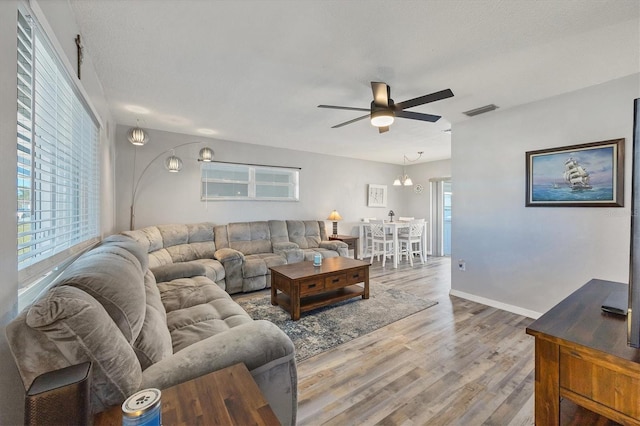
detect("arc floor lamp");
top-left (129, 127), bottom-right (214, 230)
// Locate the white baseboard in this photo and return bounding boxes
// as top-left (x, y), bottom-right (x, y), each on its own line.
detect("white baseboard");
top-left (449, 289), bottom-right (542, 319)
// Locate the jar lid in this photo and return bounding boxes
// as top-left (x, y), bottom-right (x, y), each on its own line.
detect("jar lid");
top-left (122, 388), bottom-right (161, 417)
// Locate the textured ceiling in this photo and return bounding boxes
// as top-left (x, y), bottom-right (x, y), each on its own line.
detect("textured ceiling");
top-left (69, 0), bottom-right (639, 164)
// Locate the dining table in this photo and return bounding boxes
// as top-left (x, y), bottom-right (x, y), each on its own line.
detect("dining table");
top-left (357, 220), bottom-right (428, 268)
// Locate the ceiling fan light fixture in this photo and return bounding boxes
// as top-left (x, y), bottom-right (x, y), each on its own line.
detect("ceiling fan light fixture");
top-left (370, 109), bottom-right (394, 127)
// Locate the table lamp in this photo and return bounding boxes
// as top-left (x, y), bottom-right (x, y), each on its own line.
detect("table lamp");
top-left (327, 210), bottom-right (342, 236)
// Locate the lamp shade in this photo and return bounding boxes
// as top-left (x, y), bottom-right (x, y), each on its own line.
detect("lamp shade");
top-left (165, 155), bottom-right (183, 172)
top-left (128, 127), bottom-right (148, 146)
top-left (327, 210), bottom-right (343, 221)
top-left (198, 147), bottom-right (214, 162)
top-left (393, 177), bottom-right (402, 186)
top-left (403, 176), bottom-right (413, 186)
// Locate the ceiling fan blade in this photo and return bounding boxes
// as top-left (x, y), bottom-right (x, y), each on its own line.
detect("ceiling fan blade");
top-left (371, 82), bottom-right (390, 107)
top-left (378, 126), bottom-right (389, 134)
top-left (394, 88), bottom-right (454, 111)
top-left (318, 104), bottom-right (370, 112)
top-left (395, 110), bottom-right (441, 122)
top-left (331, 113), bottom-right (370, 128)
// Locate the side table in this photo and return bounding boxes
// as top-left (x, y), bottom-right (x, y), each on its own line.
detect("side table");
top-left (93, 363), bottom-right (279, 426)
top-left (329, 234), bottom-right (358, 259)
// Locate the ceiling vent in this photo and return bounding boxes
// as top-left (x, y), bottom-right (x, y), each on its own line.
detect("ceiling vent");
top-left (463, 104), bottom-right (499, 117)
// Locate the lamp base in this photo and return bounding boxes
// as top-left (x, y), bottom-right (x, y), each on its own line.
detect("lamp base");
top-left (332, 222), bottom-right (338, 236)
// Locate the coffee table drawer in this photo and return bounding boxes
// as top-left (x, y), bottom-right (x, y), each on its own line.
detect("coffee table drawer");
top-left (325, 273), bottom-right (347, 289)
top-left (346, 267), bottom-right (366, 284)
top-left (300, 277), bottom-right (324, 295)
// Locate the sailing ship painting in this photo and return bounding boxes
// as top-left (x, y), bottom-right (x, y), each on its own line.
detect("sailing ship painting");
top-left (526, 140), bottom-right (624, 206)
top-left (563, 157), bottom-right (592, 191)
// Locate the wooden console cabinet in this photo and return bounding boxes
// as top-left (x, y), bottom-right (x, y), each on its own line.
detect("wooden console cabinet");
top-left (526, 279), bottom-right (640, 425)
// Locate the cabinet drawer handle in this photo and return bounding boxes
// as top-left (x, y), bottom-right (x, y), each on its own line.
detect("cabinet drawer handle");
top-left (332, 278), bottom-right (340, 283)
top-left (308, 284), bottom-right (316, 289)
top-left (352, 273), bottom-right (359, 278)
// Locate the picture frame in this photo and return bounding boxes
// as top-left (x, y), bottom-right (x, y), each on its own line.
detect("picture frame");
top-left (525, 138), bottom-right (624, 207)
top-left (367, 184), bottom-right (387, 207)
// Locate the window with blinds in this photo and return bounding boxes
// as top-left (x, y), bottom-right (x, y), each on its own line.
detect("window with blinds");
top-left (201, 162), bottom-right (299, 201)
top-left (17, 9), bottom-right (100, 291)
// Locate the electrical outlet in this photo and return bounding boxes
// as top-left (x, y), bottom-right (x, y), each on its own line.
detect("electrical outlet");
top-left (458, 259), bottom-right (466, 271)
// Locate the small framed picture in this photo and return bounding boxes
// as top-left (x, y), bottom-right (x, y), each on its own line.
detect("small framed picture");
top-left (367, 184), bottom-right (387, 207)
top-left (525, 138), bottom-right (624, 207)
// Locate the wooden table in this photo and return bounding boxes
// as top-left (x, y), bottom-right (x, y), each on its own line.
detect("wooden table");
top-left (270, 257), bottom-right (370, 320)
top-left (329, 234), bottom-right (358, 259)
top-left (93, 363), bottom-right (279, 426)
top-left (526, 279), bottom-right (640, 425)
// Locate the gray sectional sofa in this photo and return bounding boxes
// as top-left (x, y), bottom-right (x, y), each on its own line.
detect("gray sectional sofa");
top-left (6, 219), bottom-right (348, 425)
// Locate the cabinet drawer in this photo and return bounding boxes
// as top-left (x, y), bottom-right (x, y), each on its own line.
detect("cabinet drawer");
top-left (346, 268), bottom-right (366, 284)
top-left (325, 273), bottom-right (347, 289)
top-left (300, 278), bottom-right (324, 295)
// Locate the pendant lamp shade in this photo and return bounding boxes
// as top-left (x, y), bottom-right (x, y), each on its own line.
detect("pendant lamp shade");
top-left (198, 147), bottom-right (214, 162)
top-left (128, 127), bottom-right (148, 146)
top-left (165, 155), bottom-right (183, 172)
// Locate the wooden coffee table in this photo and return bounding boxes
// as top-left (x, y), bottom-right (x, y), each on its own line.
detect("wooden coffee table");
top-left (93, 363), bottom-right (279, 425)
top-left (270, 256), bottom-right (370, 320)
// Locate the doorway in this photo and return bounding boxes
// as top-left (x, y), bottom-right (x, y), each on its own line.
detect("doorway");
top-left (430, 178), bottom-right (452, 257)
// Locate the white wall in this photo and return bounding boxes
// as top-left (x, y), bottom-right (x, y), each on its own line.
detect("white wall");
top-left (451, 74), bottom-right (640, 318)
top-left (0, 1), bottom-right (115, 422)
top-left (404, 159), bottom-right (451, 219)
top-left (115, 125), bottom-right (404, 235)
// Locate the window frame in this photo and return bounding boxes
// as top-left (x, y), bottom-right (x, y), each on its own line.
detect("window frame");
top-left (201, 161), bottom-right (300, 201)
top-left (16, 3), bottom-right (102, 306)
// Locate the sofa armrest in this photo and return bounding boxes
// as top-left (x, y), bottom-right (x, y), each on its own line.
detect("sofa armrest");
top-left (151, 262), bottom-right (207, 282)
top-left (319, 240), bottom-right (349, 257)
top-left (214, 247), bottom-right (244, 262)
top-left (214, 248), bottom-right (244, 292)
top-left (319, 240), bottom-right (347, 251)
top-left (140, 320), bottom-right (294, 389)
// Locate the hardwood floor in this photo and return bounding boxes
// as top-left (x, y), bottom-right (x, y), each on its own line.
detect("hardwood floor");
top-left (296, 257), bottom-right (536, 426)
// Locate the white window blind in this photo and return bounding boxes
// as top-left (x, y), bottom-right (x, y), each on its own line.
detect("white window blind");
top-left (201, 162), bottom-right (299, 201)
top-left (17, 9), bottom-right (100, 289)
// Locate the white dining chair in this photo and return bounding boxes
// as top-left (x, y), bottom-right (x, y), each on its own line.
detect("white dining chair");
top-left (368, 220), bottom-right (394, 267)
top-left (360, 218), bottom-right (377, 259)
top-left (398, 219), bottom-right (426, 266)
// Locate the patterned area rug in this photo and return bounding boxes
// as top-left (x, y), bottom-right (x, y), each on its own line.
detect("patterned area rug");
top-left (235, 282), bottom-right (437, 362)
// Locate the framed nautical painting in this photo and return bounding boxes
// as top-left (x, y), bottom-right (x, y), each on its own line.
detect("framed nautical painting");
top-left (525, 138), bottom-right (624, 207)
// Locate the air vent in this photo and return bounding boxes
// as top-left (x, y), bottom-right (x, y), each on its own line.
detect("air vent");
top-left (463, 104), bottom-right (499, 117)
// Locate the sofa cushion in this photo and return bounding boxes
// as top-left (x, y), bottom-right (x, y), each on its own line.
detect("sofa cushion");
top-left (26, 286), bottom-right (142, 412)
top-left (243, 253), bottom-right (287, 278)
top-left (151, 262), bottom-right (207, 283)
top-left (227, 222), bottom-right (272, 255)
top-left (56, 242), bottom-right (146, 343)
top-left (268, 220), bottom-right (290, 245)
top-left (133, 270), bottom-right (173, 370)
top-left (157, 276), bottom-right (252, 352)
top-left (287, 220), bottom-right (322, 249)
top-left (122, 226), bottom-right (164, 253)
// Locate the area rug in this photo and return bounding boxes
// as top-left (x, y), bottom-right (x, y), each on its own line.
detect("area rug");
top-left (235, 282), bottom-right (437, 362)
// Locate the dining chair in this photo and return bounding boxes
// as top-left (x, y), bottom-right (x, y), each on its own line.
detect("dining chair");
top-left (398, 219), bottom-right (425, 266)
top-left (368, 220), bottom-right (394, 267)
top-left (361, 218), bottom-right (377, 259)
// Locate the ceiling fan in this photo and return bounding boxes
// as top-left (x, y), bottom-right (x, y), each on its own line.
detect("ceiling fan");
top-left (318, 82), bottom-right (454, 133)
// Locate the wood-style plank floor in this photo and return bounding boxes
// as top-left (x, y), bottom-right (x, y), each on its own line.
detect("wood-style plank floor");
top-left (296, 256), bottom-right (536, 426)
